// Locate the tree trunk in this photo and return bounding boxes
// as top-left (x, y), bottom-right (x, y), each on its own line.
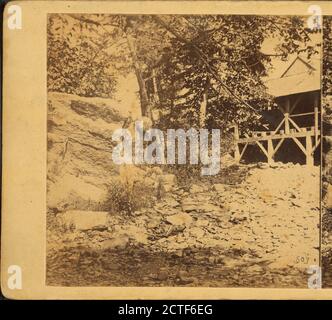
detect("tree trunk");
top-left (200, 91), bottom-right (207, 128)
top-left (152, 69), bottom-right (160, 104)
top-left (199, 79), bottom-right (210, 127)
top-left (125, 32), bottom-right (151, 118)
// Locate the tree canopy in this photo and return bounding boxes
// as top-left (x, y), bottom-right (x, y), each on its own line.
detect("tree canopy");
top-left (47, 14), bottom-right (320, 130)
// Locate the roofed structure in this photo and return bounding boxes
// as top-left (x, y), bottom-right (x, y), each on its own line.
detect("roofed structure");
top-left (266, 56), bottom-right (320, 97)
top-left (233, 55), bottom-right (321, 166)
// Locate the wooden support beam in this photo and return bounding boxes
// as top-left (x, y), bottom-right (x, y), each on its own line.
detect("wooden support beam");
top-left (288, 117), bottom-right (302, 132)
top-left (233, 124), bottom-right (239, 140)
top-left (313, 138), bottom-right (321, 152)
top-left (306, 133), bottom-right (314, 166)
top-left (240, 143), bottom-right (249, 158)
top-left (234, 143), bottom-right (241, 163)
top-left (256, 140), bottom-right (269, 158)
top-left (254, 140), bottom-right (274, 164)
top-left (233, 124), bottom-right (240, 162)
top-left (285, 98), bottom-right (290, 135)
top-left (267, 139), bottom-right (274, 164)
top-left (238, 129), bottom-right (320, 143)
top-left (273, 118), bottom-right (285, 135)
top-left (290, 111), bottom-right (319, 118)
top-left (292, 137), bottom-right (307, 155)
top-left (273, 138), bottom-right (285, 156)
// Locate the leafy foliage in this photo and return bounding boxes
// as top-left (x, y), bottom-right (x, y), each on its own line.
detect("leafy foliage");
top-left (104, 179), bottom-right (156, 215)
top-left (47, 14), bottom-right (117, 98)
top-left (48, 14), bottom-right (319, 131)
top-left (154, 15), bottom-right (318, 131)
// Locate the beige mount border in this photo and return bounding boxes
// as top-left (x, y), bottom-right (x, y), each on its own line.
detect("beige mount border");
top-left (2, 0), bottom-right (332, 299)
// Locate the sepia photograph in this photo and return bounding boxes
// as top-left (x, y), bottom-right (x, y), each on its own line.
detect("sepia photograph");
top-left (7, 0), bottom-right (332, 302)
top-left (45, 13), bottom-right (322, 288)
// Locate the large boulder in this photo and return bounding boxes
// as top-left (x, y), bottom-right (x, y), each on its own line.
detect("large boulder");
top-left (166, 212), bottom-right (193, 227)
top-left (100, 236), bottom-right (130, 251)
top-left (57, 210), bottom-right (110, 231)
top-left (47, 92), bottom-right (138, 211)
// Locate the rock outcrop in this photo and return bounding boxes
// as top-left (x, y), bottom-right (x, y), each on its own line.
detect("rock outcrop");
top-left (47, 92), bottom-right (132, 212)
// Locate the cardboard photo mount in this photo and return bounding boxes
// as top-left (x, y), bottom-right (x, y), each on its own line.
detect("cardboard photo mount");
top-left (2, 0), bottom-right (332, 299)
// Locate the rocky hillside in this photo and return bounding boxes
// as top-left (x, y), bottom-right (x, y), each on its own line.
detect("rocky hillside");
top-left (47, 92), bottom-right (137, 212)
top-left (46, 92), bottom-right (321, 287)
top-left (47, 162), bottom-right (320, 287)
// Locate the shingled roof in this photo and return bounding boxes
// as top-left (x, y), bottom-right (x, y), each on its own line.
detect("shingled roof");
top-left (266, 56), bottom-right (320, 97)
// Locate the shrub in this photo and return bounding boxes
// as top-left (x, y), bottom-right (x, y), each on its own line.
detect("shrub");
top-left (104, 178), bottom-right (156, 215)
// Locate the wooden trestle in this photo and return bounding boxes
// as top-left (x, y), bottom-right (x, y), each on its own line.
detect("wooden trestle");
top-left (233, 105), bottom-right (320, 166)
